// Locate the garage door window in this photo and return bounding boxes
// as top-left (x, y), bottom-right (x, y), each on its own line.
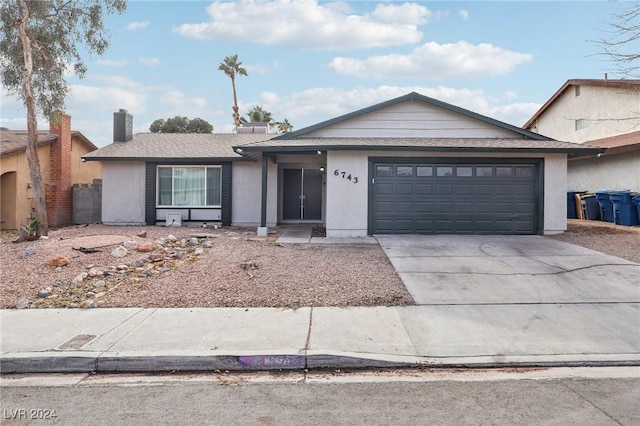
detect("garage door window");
top-left (416, 166), bottom-right (433, 177)
top-left (437, 166), bottom-right (453, 177)
top-left (456, 166), bottom-right (473, 177)
top-left (376, 165), bottom-right (393, 177)
top-left (516, 167), bottom-right (534, 178)
top-left (396, 166), bottom-right (413, 177)
top-left (496, 167), bottom-right (512, 177)
top-left (476, 167), bottom-right (493, 177)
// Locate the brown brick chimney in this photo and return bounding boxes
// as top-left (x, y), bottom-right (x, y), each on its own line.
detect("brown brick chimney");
top-left (47, 111), bottom-right (72, 227)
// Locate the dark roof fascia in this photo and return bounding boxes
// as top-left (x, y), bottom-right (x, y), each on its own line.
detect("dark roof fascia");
top-left (274, 92), bottom-right (553, 141)
top-left (83, 156), bottom-right (252, 163)
top-left (523, 79), bottom-right (640, 129)
top-left (235, 144), bottom-right (604, 156)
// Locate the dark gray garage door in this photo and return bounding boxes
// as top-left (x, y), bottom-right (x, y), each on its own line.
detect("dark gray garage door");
top-left (370, 161), bottom-right (540, 234)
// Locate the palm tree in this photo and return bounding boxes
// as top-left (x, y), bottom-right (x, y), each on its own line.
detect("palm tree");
top-left (218, 54), bottom-right (248, 129)
top-left (276, 118), bottom-right (294, 134)
top-left (240, 105), bottom-right (273, 124)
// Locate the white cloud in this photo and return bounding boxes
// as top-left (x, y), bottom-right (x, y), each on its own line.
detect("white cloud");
top-left (238, 86), bottom-right (540, 131)
top-left (328, 41), bottom-right (533, 79)
top-left (139, 57), bottom-right (160, 66)
top-left (458, 10), bottom-right (469, 20)
top-left (126, 21), bottom-right (149, 31)
top-left (246, 61), bottom-right (280, 74)
top-left (173, 0), bottom-right (426, 49)
top-left (96, 59), bottom-right (128, 67)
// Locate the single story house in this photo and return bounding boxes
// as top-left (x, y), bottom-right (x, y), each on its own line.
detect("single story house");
top-left (84, 93), bottom-right (601, 236)
top-left (1, 113), bottom-right (101, 229)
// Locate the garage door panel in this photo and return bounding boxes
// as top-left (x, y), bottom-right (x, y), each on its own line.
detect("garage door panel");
top-left (371, 161), bottom-right (539, 235)
top-left (476, 185), bottom-right (493, 196)
top-left (455, 184), bottom-right (474, 195)
top-left (416, 201), bottom-right (433, 213)
top-left (375, 201), bottom-right (394, 213)
top-left (415, 183), bottom-right (433, 195)
top-left (455, 202), bottom-right (474, 214)
top-left (395, 183), bottom-right (413, 195)
top-left (376, 183), bottom-right (394, 194)
top-left (435, 184), bottom-right (453, 194)
top-left (396, 201), bottom-right (413, 213)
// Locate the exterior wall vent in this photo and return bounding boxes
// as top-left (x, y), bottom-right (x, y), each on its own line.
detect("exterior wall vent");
top-left (114, 109), bottom-right (133, 142)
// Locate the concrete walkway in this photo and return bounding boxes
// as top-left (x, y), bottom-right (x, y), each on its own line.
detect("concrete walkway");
top-left (276, 225), bottom-right (377, 244)
top-left (1, 235), bottom-right (638, 373)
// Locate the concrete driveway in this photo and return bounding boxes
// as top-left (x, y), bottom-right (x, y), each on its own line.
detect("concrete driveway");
top-left (375, 235), bottom-right (640, 363)
top-left (376, 235), bottom-right (640, 305)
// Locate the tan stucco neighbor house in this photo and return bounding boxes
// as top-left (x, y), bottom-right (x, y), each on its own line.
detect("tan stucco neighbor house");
top-left (84, 93), bottom-right (601, 236)
top-left (0, 113), bottom-right (101, 230)
top-left (523, 79), bottom-right (640, 192)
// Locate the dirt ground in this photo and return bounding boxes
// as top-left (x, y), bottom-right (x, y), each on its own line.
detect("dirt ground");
top-left (1, 220), bottom-right (638, 310)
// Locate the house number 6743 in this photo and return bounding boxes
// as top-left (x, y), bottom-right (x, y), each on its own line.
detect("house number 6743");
top-left (333, 169), bottom-right (359, 184)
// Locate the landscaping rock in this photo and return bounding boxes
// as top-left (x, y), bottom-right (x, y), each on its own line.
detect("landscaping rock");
top-left (23, 247), bottom-right (37, 257)
top-left (111, 245), bottom-right (128, 258)
top-left (38, 289), bottom-right (52, 298)
top-left (15, 297), bottom-right (29, 309)
top-left (136, 241), bottom-right (155, 252)
top-left (72, 272), bottom-right (88, 284)
top-left (123, 240), bottom-right (138, 250)
top-left (49, 255), bottom-right (70, 267)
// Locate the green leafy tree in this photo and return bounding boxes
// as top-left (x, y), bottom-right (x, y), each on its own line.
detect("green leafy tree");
top-left (0, 0), bottom-right (126, 235)
top-left (149, 116), bottom-right (213, 133)
top-left (276, 118), bottom-right (294, 134)
top-left (218, 54), bottom-right (248, 129)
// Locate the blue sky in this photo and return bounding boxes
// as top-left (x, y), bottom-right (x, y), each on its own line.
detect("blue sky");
top-left (0, 0), bottom-right (632, 147)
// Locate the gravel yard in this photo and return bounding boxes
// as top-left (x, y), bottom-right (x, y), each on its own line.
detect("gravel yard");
top-left (0, 224), bottom-right (412, 309)
top-left (1, 220), bottom-right (638, 310)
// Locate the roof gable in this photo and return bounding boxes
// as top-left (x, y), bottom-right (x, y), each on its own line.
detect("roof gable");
top-left (523, 79), bottom-right (640, 129)
top-left (276, 92), bottom-right (551, 141)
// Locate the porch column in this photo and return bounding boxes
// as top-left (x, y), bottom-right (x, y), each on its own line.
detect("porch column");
top-left (260, 153), bottom-right (268, 229)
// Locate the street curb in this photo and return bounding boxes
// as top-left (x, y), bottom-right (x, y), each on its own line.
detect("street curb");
top-left (2, 353), bottom-right (639, 374)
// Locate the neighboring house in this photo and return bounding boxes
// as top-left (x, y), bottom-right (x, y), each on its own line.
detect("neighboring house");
top-left (0, 113), bottom-right (101, 229)
top-left (523, 79), bottom-right (640, 191)
top-left (84, 93), bottom-right (600, 236)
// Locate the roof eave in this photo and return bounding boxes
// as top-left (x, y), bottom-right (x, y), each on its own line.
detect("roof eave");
top-left (82, 156), bottom-right (251, 162)
top-left (237, 144), bottom-right (604, 155)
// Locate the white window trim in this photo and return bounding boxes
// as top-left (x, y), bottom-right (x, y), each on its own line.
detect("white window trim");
top-left (156, 165), bottom-right (222, 208)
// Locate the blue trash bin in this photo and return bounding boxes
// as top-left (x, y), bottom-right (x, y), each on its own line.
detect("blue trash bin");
top-left (609, 191), bottom-right (639, 226)
top-left (567, 190), bottom-right (587, 219)
top-left (580, 194), bottom-right (600, 220)
top-left (633, 197), bottom-right (640, 222)
top-left (595, 190), bottom-right (615, 222)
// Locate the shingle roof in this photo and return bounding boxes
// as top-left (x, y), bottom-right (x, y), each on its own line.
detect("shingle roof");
top-left (234, 137), bottom-right (604, 156)
top-left (0, 131), bottom-right (58, 157)
top-left (1, 129), bottom-right (98, 158)
top-left (523, 79), bottom-right (640, 129)
top-left (83, 133), bottom-right (276, 161)
top-left (568, 130), bottom-right (640, 160)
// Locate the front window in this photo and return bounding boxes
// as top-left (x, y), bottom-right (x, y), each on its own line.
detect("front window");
top-left (157, 166), bottom-right (221, 207)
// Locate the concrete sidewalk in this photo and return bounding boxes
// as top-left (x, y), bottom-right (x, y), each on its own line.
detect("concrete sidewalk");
top-left (276, 225), bottom-right (377, 244)
top-left (1, 303), bottom-right (638, 373)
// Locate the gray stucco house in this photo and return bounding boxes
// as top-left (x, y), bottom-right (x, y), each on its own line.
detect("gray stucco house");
top-left (83, 92), bottom-right (601, 236)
